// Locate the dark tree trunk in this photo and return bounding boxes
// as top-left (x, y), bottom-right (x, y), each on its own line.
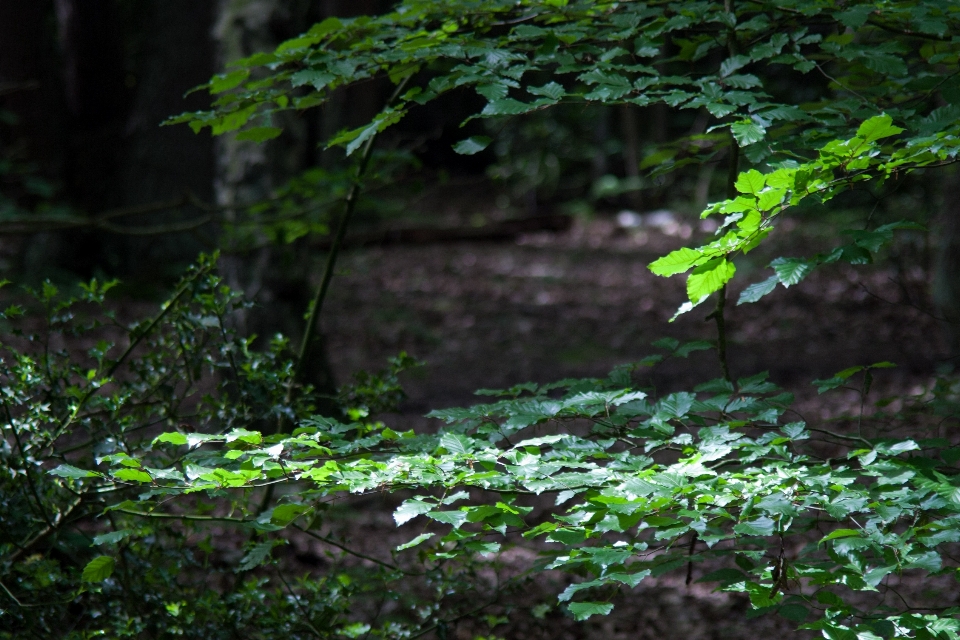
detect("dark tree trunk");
top-left (0, 0), bottom-right (65, 186)
top-left (2, 0), bottom-right (216, 280)
top-left (213, 0), bottom-right (342, 411)
top-left (935, 170), bottom-right (960, 357)
top-left (114, 0), bottom-right (216, 278)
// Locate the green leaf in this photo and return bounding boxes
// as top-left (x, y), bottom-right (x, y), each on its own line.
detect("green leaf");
top-left (210, 69), bottom-right (250, 94)
top-left (82, 556), bottom-right (115, 583)
top-left (211, 105), bottom-right (257, 135)
top-left (112, 469), bottom-right (153, 484)
top-left (226, 428), bottom-right (263, 445)
top-left (731, 121), bottom-right (766, 146)
top-left (306, 16), bottom-right (343, 39)
top-left (394, 499), bottom-right (433, 526)
top-left (669, 297), bottom-right (708, 322)
top-left (440, 433), bottom-right (474, 454)
top-left (270, 504), bottom-right (310, 527)
top-left (652, 338), bottom-right (680, 351)
top-left (720, 55), bottom-right (751, 77)
top-left (49, 464), bottom-right (100, 479)
top-left (904, 551), bottom-right (941, 572)
top-left (778, 603), bottom-right (810, 623)
top-left (835, 366), bottom-right (864, 380)
top-left (547, 528), bottom-right (587, 545)
top-left (396, 533), bottom-right (435, 551)
top-left (453, 136), bottom-right (491, 155)
top-left (820, 529), bottom-right (861, 544)
top-left (735, 169), bottom-right (766, 195)
top-left (236, 127), bottom-right (283, 143)
top-left (675, 341), bottom-right (713, 358)
top-left (658, 392), bottom-right (695, 418)
top-left (568, 602), bottom-right (614, 620)
top-left (856, 115), bottom-right (903, 143)
top-left (528, 82), bottom-right (565, 100)
top-left (686, 258), bottom-right (736, 302)
top-left (734, 516), bottom-right (775, 537)
top-left (238, 541), bottom-right (277, 572)
top-left (559, 579), bottom-right (603, 602)
top-left (481, 98), bottom-right (544, 116)
top-left (328, 108), bottom-right (406, 156)
top-left (835, 5), bottom-right (874, 28)
top-left (813, 376), bottom-right (846, 394)
top-left (738, 275), bottom-right (778, 305)
top-left (427, 510), bottom-right (468, 528)
top-left (154, 432), bottom-right (188, 446)
top-left (649, 247), bottom-right (704, 277)
top-left (771, 257), bottom-right (813, 287)
top-left (290, 69), bottom-right (336, 90)
top-left (93, 530), bottom-right (135, 546)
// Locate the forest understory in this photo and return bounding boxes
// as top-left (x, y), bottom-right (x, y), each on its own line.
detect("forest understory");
top-left (239, 209), bottom-right (950, 640)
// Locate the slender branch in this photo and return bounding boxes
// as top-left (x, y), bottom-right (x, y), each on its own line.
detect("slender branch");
top-left (113, 508), bottom-right (247, 523)
top-left (0, 194), bottom-right (206, 235)
top-left (0, 579), bottom-right (23, 607)
top-left (814, 62), bottom-right (873, 107)
top-left (866, 17), bottom-right (952, 42)
top-left (2, 399), bottom-right (53, 527)
top-left (287, 76), bottom-right (412, 402)
top-left (685, 532), bottom-right (698, 585)
top-left (96, 215), bottom-right (214, 236)
top-left (6, 496), bottom-right (85, 565)
top-left (274, 566), bottom-right (325, 639)
top-left (806, 427), bottom-right (872, 447)
top-left (706, 130), bottom-right (740, 388)
top-left (49, 263), bottom-right (207, 446)
top-left (291, 524), bottom-right (400, 571)
top-left (708, 285), bottom-right (734, 386)
top-left (288, 142), bottom-right (375, 389)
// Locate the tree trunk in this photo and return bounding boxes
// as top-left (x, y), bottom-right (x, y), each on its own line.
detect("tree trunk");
top-left (115, 0), bottom-right (216, 277)
top-left (934, 170), bottom-right (960, 357)
top-left (213, 0), bottom-right (339, 409)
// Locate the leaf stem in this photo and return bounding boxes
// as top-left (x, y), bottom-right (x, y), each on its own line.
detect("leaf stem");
top-left (708, 130), bottom-right (741, 388)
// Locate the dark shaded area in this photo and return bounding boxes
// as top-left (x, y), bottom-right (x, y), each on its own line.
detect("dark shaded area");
top-left (0, 0), bottom-right (215, 282)
top-left (314, 213), bottom-right (573, 249)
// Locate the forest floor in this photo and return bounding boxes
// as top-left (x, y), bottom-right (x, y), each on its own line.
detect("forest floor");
top-left (322, 208), bottom-right (948, 424)
top-left (289, 204), bottom-right (954, 640)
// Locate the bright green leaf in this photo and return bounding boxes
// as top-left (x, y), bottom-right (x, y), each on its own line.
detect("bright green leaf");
top-left (82, 556), bottom-right (115, 583)
top-left (686, 258), bottom-right (736, 302)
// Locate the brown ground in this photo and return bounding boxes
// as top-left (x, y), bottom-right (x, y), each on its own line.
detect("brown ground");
top-left (322, 214), bottom-right (947, 421)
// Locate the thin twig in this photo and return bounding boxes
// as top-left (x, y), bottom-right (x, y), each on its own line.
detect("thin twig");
top-left (706, 130), bottom-right (740, 388)
top-left (274, 566), bottom-right (325, 639)
top-left (49, 263), bottom-right (208, 446)
top-left (291, 524), bottom-right (400, 571)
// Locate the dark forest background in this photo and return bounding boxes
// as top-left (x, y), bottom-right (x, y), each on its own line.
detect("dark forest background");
top-left (3, 0), bottom-right (960, 425)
